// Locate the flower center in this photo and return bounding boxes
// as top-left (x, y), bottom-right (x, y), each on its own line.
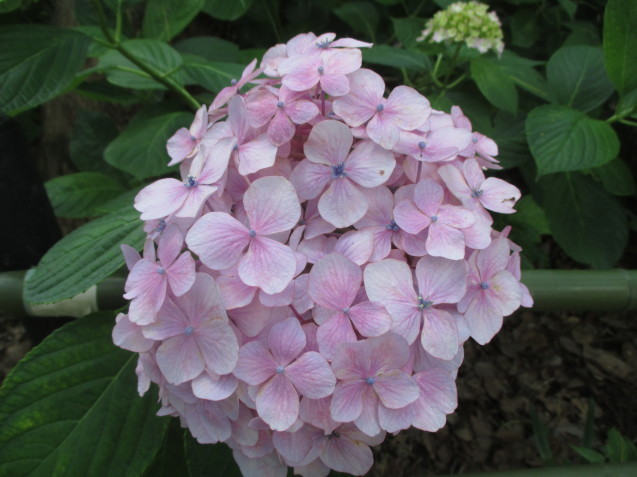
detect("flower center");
top-left (328, 431), bottom-right (341, 440)
top-left (480, 282), bottom-right (489, 290)
top-left (430, 215), bottom-right (438, 222)
top-left (157, 267), bottom-right (166, 275)
top-left (472, 136), bottom-right (479, 144)
top-left (156, 219), bottom-right (166, 233)
top-left (386, 219), bottom-right (400, 231)
top-left (183, 175), bottom-right (197, 188)
top-left (276, 101), bottom-right (285, 109)
top-left (184, 326), bottom-right (193, 335)
top-left (316, 39), bottom-right (331, 49)
top-left (331, 162), bottom-right (347, 178)
top-left (249, 230), bottom-right (257, 238)
top-left (418, 141), bottom-right (427, 150)
top-left (376, 103), bottom-right (384, 112)
top-left (276, 365), bottom-right (285, 374)
top-left (417, 295), bottom-right (434, 310)
top-left (317, 66), bottom-right (325, 75)
top-left (190, 135), bottom-right (197, 142)
top-left (365, 376), bottom-right (376, 385)
top-left (230, 78), bottom-right (238, 86)
top-left (471, 189), bottom-right (484, 198)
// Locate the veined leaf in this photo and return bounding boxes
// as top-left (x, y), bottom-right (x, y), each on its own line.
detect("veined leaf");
top-left (45, 172), bottom-right (125, 218)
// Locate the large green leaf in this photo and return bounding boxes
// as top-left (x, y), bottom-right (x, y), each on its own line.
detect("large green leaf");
top-left (334, 2), bottom-right (379, 41)
top-left (143, 0), bottom-right (204, 41)
top-left (491, 111), bottom-right (531, 169)
top-left (175, 36), bottom-right (239, 63)
top-left (526, 105), bottom-right (619, 176)
top-left (592, 158), bottom-right (637, 197)
top-left (45, 172), bottom-right (126, 218)
top-left (496, 51), bottom-right (549, 101)
top-left (98, 39), bottom-right (183, 90)
top-left (185, 434), bottom-right (242, 477)
top-left (541, 173), bottom-right (628, 269)
top-left (391, 16), bottom-right (425, 49)
top-left (547, 45), bottom-right (614, 113)
top-left (0, 312), bottom-right (169, 476)
top-left (0, 25), bottom-right (89, 113)
top-left (0, 0), bottom-right (22, 13)
top-left (143, 421), bottom-right (190, 477)
top-left (181, 57), bottom-right (247, 93)
top-left (104, 111), bottom-right (192, 179)
top-left (202, 0), bottom-right (252, 20)
top-left (24, 206), bottom-right (145, 304)
top-left (362, 45), bottom-right (431, 71)
top-left (603, 0), bottom-right (637, 95)
top-left (470, 57), bottom-right (518, 114)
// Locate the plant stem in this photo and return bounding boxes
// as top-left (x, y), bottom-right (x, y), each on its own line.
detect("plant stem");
top-left (90, 0), bottom-right (200, 112)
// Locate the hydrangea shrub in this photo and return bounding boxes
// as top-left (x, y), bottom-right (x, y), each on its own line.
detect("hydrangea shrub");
top-left (113, 32), bottom-right (532, 477)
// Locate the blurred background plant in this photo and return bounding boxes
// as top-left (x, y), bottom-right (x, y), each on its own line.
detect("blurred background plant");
top-left (0, 0), bottom-right (635, 476)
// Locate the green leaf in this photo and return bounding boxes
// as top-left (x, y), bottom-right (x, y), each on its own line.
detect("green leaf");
top-left (615, 88), bottom-right (637, 118)
top-left (24, 206), bottom-right (145, 304)
top-left (391, 16), bottom-right (426, 49)
top-left (510, 9), bottom-right (540, 48)
top-left (174, 36), bottom-right (239, 63)
top-left (526, 105), bottom-right (620, 176)
top-left (202, 0), bottom-right (252, 20)
top-left (470, 57), bottom-right (518, 114)
top-left (492, 111), bottom-right (531, 169)
top-left (547, 46), bottom-right (614, 113)
top-left (184, 434), bottom-right (241, 477)
top-left (529, 404), bottom-right (553, 464)
top-left (557, 0), bottom-right (577, 19)
top-left (510, 195), bottom-right (551, 240)
top-left (75, 80), bottom-right (140, 104)
top-left (143, 420), bottom-right (189, 477)
top-left (181, 57), bottom-right (246, 93)
top-left (604, 0), bottom-right (637, 95)
top-left (0, 312), bottom-right (169, 477)
top-left (45, 172), bottom-right (126, 218)
top-left (572, 446), bottom-right (607, 463)
top-left (0, 0), bottom-right (22, 13)
top-left (496, 51), bottom-right (549, 101)
top-left (98, 39), bottom-right (183, 90)
top-left (0, 25), bottom-right (90, 113)
top-left (540, 172), bottom-right (628, 268)
top-left (363, 45), bottom-right (431, 71)
top-left (143, 0), bottom-right (204, 41)
top-left (69, 110), bottom-right (126, 179)
top-left (334, 2), bottom-right (379, 41)
top-left (592, 159), bottom-right (637, 196)
top-left (104, 111), bottom-right (192, 179)
top-left (605, 428), bottom-right (637, 463)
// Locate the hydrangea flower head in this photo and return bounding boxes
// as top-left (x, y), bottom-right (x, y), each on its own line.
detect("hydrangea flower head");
top-left (418, 1), bottom-right (505, 55)
top-left (118, 30), bottom-right (531, 477)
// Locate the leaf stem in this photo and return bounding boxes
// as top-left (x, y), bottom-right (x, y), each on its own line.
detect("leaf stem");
top-left (90, 0), bottom-right (200, 112)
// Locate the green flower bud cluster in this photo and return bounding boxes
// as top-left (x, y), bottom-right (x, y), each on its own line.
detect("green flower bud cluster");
top-left (418, 1), bottom-right (504, 55)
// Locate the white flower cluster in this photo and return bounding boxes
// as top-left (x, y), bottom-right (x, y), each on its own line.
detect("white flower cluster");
top-left (418, 1), bottom-right (504, 55)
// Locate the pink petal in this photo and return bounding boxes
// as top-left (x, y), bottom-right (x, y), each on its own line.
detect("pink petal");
top-left (166, 128), bottom-right (196, 166)
top-left (244, 176), bottom-right (301, 235)
top-left (267, 110), bottom-right (295, 146)
top-left (334, 230), bottom-right (374, 265)
top-left (330, 380), bottom-right (364, 423)
top-left (353, 386), bottom-right (380, 436)
top-left (480, 177), bottom-right (521, 214)
top-left (415, 255), bottom-right (467, 304)
top-left (228, 95), bottom-right (250, 140)
top-left (321, 433), bottom-right (374, 476)
top-left (239, 236), bottom-right (297, 294)
top-left (192, 371), bottom-right (238, 401)
top-left (304, 120), bottom-right (353, 167)
top-left (285, 99), bottom-right (319, 124)
top-left (286, 351), bottom-right (336, 398)
top-left (421, 308), bottom-right (459, 360)
top-left (316, 311), bottom-right (357, 360)
top-left (374, 369), bottom-right (419, 409)
top-left (246, 89), bottom-right (278, 127)
top-left (197, 319), bottom-right (239, 375)
top-left (332, 68), bottom-right (383, 127)
top-left (393, 199), bottom-right (431, 234)
top-left (413, 178), bottom-right (443, 217)
top-left (186, 212), bottom-right (251, 270)
top-left (234, 340), bottom-right (277, 385)
top-left (268, 317), bottom-right (307, 366)
top-left (366, 113), bottom-right (400, 150)
top-left (166, 252), bottom-right (196, 296)
top-left (256, 374), bottom-right (300, 431)
top-left (217, 273), bottom-right (256, 309)
top-left (156, 334), bottom-right (203, 384)
top-left (308, 253), bottom-right (361, 310)
top-left (347, 301), bottom-right (392, 337)
top-left (318, 179), bottom-right (367, 228)
top-left (411, 368), bottom-right (457, 431)
top-left (289, 159), bottom-right (331, 201)
top-left (135, 178), bottom-right (188, 220)
top-left (236, 134), bottom-right (278, 176)
top-left (384, 85), bottom-right (431, 130)
top-left (324, 48), bottom-right (362, 75)
top-left (319, 73), bottom-right (350, 96)
top-left (112, 313), bottom-right (154, 352)
top-left (426, 223), bottom-right (467, 260)
top-left (345, 140), bottom-right (396, 188)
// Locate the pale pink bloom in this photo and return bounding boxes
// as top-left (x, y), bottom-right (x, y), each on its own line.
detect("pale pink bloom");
top-left (296, 198), bottom-right (335, 240)
top-left (308, 253), bottom-right (392, 359)
top-left (233, 449), bottom-right (288, 477)
top-left (378, 367), bottom-right (458, 433)
top-left (394, 178), bottom-right (475, 260)
top-left (451, 106), bottom-right (500, 168)
top-left (142, 273), bottom-right (239, 385)
top-left (330, 333), bottom-right (419, 435)
top-left (364, 257), bottom-right (465, 360)
top-left (393, 127), bottom-right (472, 163)
top-left (233, 318), bottom-right (336, 431)
top-left (332, 68), bottom-right (431, 149)
top-left (186, 176), bottom-right (301, 294)
top-left (438, 158), bottom-right (521, 214)
top-left (112, 313), bottom-right (154, 352)
top-left (290, 120), bottom-right (395, 227)
top-left (261, 43), bottom-right (288, 77)
top-left (134, 144), bottom-right (232, 220)
top-left (287, 32), bottom-right (372, 58)
top-left (124, 226), bottom-right (196, 324)
top-left (297, 230), bottom-right (373, 266)
top-left (354, 186), bottom-right (427, 261)
top-left (458, 237), bottom-right (523, 344)
top-left (206, 96), bottom-right (278, 176)
top-left (279, 49), bottom-right (362, 97)
top-left (247, 86), bottom-right (319, 146)
top-left (166, 105), bottom-right (208, 166)
top-left (186, 394), bottom-right (238, 444)
top-left (211, 59), bottom-right (262, 110)
top-left (506, 250), bottom-right (534, 308)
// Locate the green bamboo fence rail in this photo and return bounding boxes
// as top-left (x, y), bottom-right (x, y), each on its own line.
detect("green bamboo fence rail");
top-left (438, 461), bottom-right (637, 476)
